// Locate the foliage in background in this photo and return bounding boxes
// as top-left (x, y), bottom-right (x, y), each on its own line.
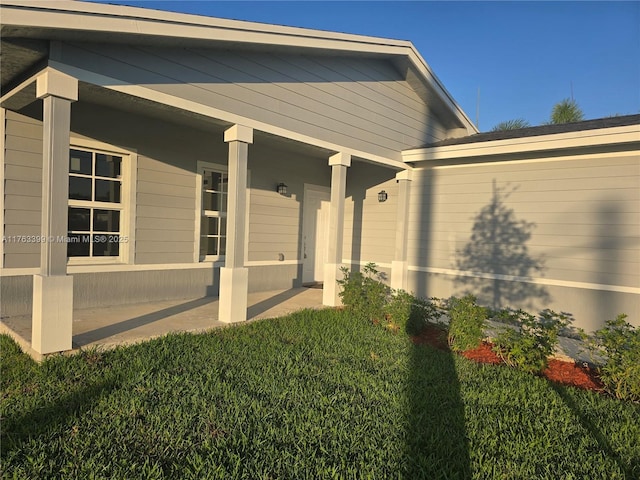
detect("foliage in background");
top-left (591, 315), bottom-right (640, 403)
top-left (446, 295), bottom-right (487, 352)
top-left (549, 98), bottom-right (585, 124)
top-left (490, 118), bottom-right (531, 131)
top-left (492, 309), bottom-right (572, 373)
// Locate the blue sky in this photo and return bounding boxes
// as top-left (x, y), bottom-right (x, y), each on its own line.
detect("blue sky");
top-left (87, 1), bottom-right (639, 132)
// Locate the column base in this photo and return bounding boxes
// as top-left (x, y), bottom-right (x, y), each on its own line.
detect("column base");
top-left (218, 267), bottom-right (248, 323)
top-left (391, 260), bottom-right (409, 291)
top-left (322, 263), bottom-right (342, 307)
top-left (32, 274), bottom-right (73, 354)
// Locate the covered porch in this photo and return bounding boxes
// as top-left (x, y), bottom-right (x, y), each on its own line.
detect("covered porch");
top-left (0, 286), bottom-right (324, 360)
top-left (1, 65), bottom-right (412, 357)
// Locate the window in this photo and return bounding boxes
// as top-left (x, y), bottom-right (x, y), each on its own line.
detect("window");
top-left (67, 148), bottom-right (124, 259)
top-left (199, 168), bottom-right (227, 259)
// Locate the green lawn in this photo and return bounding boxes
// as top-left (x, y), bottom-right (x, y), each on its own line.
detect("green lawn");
top-left (2, 309), bottom-right (639, 479)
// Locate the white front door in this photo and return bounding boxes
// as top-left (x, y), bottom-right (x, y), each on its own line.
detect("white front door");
top-left (302, 186), bottom-right (331, 284)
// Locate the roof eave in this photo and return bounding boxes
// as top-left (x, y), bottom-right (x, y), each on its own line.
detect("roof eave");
top-left (0, 0), bottom-right (477, 134)
top-left (402, 124), bottom-right (640, 163)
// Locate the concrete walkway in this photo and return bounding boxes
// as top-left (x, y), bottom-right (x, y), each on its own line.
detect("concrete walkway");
top-left (1, 287), bottom-right (324, 360)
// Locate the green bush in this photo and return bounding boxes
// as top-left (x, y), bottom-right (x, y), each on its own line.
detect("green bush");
top-left (384, 289), bottom-right (414, 333)
top-left (591, 314), bottom-right (640, 403)
top-left (493, 309), bottom-right (572, 374)
top-left (337, 262), bottom-right (389, 323)
top-left (385, 291), bottom-right (442, 335)
top-left (446, 295), bottom-right (487, 352)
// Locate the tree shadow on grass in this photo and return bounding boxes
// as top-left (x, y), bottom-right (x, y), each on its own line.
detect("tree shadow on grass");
top-left (404, 341), bottom-right (471, 479)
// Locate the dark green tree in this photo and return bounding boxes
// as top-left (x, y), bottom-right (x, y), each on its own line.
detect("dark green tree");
top-left (549, 98), bottom-right (584, 124)
top-left (490, 118), bottom-right (531, 131)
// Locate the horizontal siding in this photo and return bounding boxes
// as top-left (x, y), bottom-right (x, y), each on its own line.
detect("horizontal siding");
top-left (246, 144), bottom-right (328, 263)
top-left (408, 155), bottom-right (640, 292)
top-left (407, 270), bottom-right (639, 331)
top-left (3, 111), bottom-right (42, 268)
top-left (342, 163), bottom-right (397, 264)
top-left (135, 155), bottom-right (196, 264)
top-left (60, 42), bottom-right (449, 161)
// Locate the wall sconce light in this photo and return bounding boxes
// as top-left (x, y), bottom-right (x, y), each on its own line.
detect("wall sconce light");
top-left (378, 190), bottom-right (388, 202)
top-left (277, 183), bottom-right (288, 196)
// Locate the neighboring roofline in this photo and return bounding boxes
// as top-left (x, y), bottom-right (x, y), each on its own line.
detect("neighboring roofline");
top-left (402, 122), bottom-right (640, 163)
top-left (414, 114), bottom-right (640, 149)
top-left (0, 0), bottom-right (478, 134)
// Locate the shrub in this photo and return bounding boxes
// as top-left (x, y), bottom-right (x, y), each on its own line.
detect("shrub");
top-left (591, 314), bottom-right (640, 403)
top-left (384, 289), bottom-right (414, 333)
top-left (446, 295), bottom-right (487, 352)
top-left (385, 291), bottom-right (442, 335)
top-left (493, 309), bottom-right (572, 374)
top-left (408, 296), bottom-right (444, 336)
top-left (337, 262), bottom-right (389, 323)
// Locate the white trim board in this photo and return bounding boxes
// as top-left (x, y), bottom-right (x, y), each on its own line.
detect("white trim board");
top-left (403, 125), bottom-right (640, 163)
top-left (408, 265), bottom-right (640, 295)
top-left (341, 260), bottom-right (393, 269)
top-left (1, 0), bottom-right (476, 133)
top-left (0, 107), bottom-right (6, 269)
top-left (425, 149), bottom-right (640, 170)
top-left (0, 260), bottom-right (304, 276)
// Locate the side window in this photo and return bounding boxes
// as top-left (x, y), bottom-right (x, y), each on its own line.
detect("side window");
top-left (67, 148), bottom-right (124, 260)
top-left (200, 168), bottom-right (227, 259)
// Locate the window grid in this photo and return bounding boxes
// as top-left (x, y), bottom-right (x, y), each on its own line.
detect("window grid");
top-left (200, 169), bottom-right (228, 259)
top-left (68, 148), bottom-right (123, 258)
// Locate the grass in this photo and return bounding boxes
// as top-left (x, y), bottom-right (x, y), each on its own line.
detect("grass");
top-left (1, 308), bottom-right (639, 479)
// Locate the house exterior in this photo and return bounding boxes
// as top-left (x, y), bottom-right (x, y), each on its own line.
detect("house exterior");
top-left (1, 1), bottom-right (638, 355)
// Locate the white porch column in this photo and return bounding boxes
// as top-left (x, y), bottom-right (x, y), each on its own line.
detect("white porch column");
top-left (391, 169), bottom-right (412, 291)
top-left (323, 152), bottom-right (351, 306)
top-left (32, 69), bottom-right (78, 354)
top-left (218, 124), bottom-right (253, 323)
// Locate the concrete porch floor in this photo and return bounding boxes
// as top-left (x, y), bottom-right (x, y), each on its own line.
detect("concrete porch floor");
top-left (0, 287), bottom-right (324, 360)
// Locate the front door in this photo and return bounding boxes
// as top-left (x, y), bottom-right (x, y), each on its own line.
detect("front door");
top-left (302, 186), bottom-right (331, 284)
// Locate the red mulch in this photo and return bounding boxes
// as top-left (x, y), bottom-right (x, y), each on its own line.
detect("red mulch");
top-left (461, 342), bottom-right (502, 365)
top-left (542, 359), bottom-right (604, 391)
top-left (411, 326), bottom-right (604, 393)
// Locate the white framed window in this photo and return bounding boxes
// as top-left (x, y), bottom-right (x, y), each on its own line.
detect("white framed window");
top-left (196, 162), bottom-right (228, 261)
top-left (67, 142), bottom-right (135, 264)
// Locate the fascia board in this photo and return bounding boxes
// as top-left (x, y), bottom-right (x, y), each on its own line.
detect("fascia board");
top-left (402, 125), bottom-right (640, 162)
top-left (2, 1), bottom-right (475, 131)
top-left (405, 48), bottom-right (478, 134)
top-left (0, 1), bottom-right (411, 55)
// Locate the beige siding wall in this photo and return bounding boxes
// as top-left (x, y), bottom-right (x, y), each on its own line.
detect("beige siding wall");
top-left (58, 42), bottom-right (448, 161)
top-left (135, 155), bottom-right (196, 264)
top-left (342, 162), bottom-right (397, 266)
top-left (3, 111), bottom-right (42, 268)
top-left (246, 144), bottom-right (329, 263)
top-left (407, 154), bottom-right (640, 329)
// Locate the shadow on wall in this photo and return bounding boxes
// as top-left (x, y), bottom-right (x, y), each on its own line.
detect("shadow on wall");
top-left (454, 180), bottom-right (549, 311)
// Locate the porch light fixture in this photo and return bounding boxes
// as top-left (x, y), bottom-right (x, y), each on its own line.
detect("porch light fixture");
top-left (277, 183), bottom-right (288, 196)
top-left (378, 190), bottom-right (388, 202)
